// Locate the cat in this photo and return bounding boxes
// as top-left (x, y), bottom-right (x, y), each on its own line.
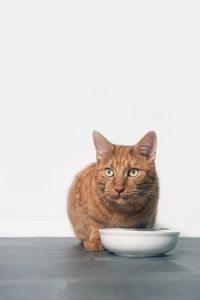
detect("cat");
top-left (67, 131), bottom-right (159, 251)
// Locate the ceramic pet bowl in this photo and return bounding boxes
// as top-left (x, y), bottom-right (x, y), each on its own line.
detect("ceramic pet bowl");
top-left (99, 228), bottom-right (180, 257)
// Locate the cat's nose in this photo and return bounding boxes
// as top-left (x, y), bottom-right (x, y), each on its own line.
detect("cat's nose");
top-left (114, 187), bottom-right (125, 194)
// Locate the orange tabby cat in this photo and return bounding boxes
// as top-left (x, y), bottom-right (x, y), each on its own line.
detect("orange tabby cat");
top-left (67, 131), bottom-right (159, 251)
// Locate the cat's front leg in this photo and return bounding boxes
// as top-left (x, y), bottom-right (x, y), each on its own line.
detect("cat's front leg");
top-left (83, 238), bottom-right (104, 252)
top-left (83, 223), bottom-right (105, 251)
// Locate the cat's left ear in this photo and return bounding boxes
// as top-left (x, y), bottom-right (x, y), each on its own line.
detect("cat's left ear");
top-left (136, 131), bottom-right (157, 162)
top-left (93, 131), bottom-right (114, 161)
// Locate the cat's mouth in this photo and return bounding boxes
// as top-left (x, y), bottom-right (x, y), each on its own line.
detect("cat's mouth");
top-left (105, 192), bottom-right (134, 203)
top-left (105, 193), bottom-right (147, 213)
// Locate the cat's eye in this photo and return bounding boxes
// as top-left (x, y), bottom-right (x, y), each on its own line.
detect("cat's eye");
top-left (104, 168), bottom-right (114, 177)
top-left (128, 168), bottom-right (139, 177)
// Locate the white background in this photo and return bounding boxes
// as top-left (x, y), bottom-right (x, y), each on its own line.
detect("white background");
top-left (0, 0), bottom-right (200, 237)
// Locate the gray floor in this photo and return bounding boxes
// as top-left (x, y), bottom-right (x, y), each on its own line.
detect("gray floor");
top-left (0, 238), bottom-right (200, 300)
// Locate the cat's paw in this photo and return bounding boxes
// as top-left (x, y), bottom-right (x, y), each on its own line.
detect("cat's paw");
top-left (83, 239), bottom-right (105, 252)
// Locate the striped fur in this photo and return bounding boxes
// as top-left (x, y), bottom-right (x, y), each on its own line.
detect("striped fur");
top-left (67, 131), bottom-right (159, 251)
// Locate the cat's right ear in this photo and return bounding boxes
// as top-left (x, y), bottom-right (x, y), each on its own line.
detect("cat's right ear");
top-left (136, 131), bottom-right (157, 163)
top-left (93, 131), bottom-right (114, 161)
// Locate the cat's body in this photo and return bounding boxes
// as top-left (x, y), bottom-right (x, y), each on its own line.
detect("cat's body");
top-left (67, 131), bottom-right (159, 251)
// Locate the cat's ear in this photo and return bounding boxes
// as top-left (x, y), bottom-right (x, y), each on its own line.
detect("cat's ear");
top-left (93, 131), bottom-right (114, 161)
top-left (136, 131), bottom-right (157, 162)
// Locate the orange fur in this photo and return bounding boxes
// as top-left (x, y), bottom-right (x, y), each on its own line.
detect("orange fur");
top-left (67, 131), bottom-right (159, 251)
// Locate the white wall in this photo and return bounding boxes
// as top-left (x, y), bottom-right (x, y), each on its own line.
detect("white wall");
top-left (0, 0), bottom-right (200, 237)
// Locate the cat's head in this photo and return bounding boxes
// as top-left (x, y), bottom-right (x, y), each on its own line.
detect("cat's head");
top-left (93, 131), bottom-right (158, 206)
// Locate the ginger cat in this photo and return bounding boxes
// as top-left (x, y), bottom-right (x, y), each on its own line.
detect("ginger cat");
top-left (67, 131), bottom-right (159, 251)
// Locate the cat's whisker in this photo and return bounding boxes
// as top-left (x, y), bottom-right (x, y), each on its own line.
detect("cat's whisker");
top-left (134, 199), bottom-right (144, 209)
top-left (123, 189), bottom-right (158, 198)
top-left (135, 189), bottom-right (159, 195)
top-left (137, 188), bottom-right (158, 192)
top-left (94, 193), bottom-right (107, 200)
top-left (137, 197), bottom-right (156, 210)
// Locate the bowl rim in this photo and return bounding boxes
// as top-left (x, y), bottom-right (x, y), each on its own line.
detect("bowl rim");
top-left (99, 228), bottom-right (180, 235)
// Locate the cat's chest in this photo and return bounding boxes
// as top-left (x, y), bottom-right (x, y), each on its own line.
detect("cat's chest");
top-left (102, 213), bottom-right (137, 227)
top-left (92, 207), bottom-right (139, 227)
top-left (90, 201), bottom-right (152, 228)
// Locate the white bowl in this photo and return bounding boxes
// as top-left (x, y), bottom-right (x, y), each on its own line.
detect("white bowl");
top-left (99, 228), bottom-right (180, 257)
